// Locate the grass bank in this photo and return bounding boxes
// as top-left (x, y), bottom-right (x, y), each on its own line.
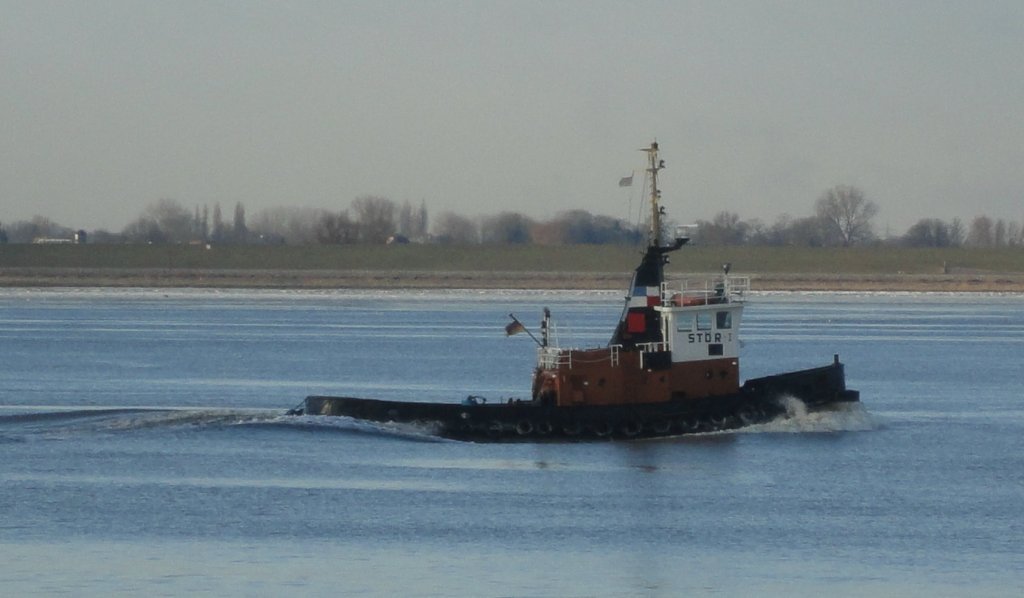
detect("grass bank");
top-left (3, 243), bottom-right (1024, 273)
top-left (2, 244), bottom-right (1024, 290)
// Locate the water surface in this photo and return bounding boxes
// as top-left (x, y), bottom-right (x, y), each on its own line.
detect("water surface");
top-left (2, 288), bottom-right (1022, 596)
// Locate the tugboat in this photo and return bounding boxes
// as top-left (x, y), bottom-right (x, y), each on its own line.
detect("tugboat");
top-left (293, 142), bottom-right (859, 440)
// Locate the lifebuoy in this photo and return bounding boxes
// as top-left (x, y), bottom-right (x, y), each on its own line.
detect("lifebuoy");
top-left (679, 295), bottom-right (707, 307)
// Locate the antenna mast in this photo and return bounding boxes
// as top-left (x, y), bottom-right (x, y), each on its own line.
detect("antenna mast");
top-left (644, 141), bottom-right (664, 247)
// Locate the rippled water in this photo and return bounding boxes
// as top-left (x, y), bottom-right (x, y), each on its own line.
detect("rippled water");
top-left (2, 288), bottom-right (1022, 596)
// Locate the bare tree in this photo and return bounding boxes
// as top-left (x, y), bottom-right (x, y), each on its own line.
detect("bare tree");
top-left (4, 216), bottom-right (74, 243)
top-left (756, 214), bottom-right (793, 246)
top-left (120, 199), bottom-right (193, 244)
top-left (122, 217), bottom-right (166, 244)
top-left (593, 214), bottom-right (643, 245)
top-left (815, 185), bottom-right (879, 246)
top-left (749, 213), bottom-right (825, 247)
top-left (415, 200), bottom-right (429, 241)
top-left (966, 215), bottom-right (994, 247)
top-left (432, 211), bottom-right (478, 244)
top-left (1008, 221), bottom-right (1022, 247)
top-left (233, 202), bottom-right (248, 243)
top-left (152, 198), bottom-right (194, 242)
top-left (480, 212), bottom-right (534, 244)
top-left (193, 205), bottom-right (203, 240)
top-left (696, 211), bottom-right (748, 245)
top-left (249, 206), bottom-right (327, 244)
top-left (744, 218), bottom-right (768, 244)
top-left (315, 210), bottom-right (358, 244)
top-left (948, 218), bottom-right (965, 246)
top-left (211, 203), bottom-right (226, 243)
top-left (530, 210), bottom-right (641, 245)
top-left (398, 201), bottom-right (411, 236)
top-left (394, 199), bottom-right (431, 241)
top-left (994, 218), bottom-right (1007, 247)
top-left (903, 219), bottom-right (953, 247)
top-left (351, 195), bottom-right (397, 243)
top-left (786, 216), bottom-right (828, 247)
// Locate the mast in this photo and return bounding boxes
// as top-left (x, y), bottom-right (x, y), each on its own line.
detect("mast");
top-left (645, 141), bottom-right (664, 248)
top-left (610, 140), bottom-right (683, 348)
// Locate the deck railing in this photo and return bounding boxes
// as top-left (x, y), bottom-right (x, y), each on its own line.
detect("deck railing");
top-left (538, 347), bottom-right (569, 369)
top-left (538, 344), bottom-right (622, 369)
top-left (661, 276), bottom-right (749, 305)
top-left (636, 341), bottom-right (669, 353)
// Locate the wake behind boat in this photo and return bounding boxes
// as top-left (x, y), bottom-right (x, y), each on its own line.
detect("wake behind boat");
top-left (291, 142), bottom-right (859, 441)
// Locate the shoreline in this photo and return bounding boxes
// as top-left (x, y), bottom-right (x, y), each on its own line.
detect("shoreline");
top-left (3, 267), bottom-right (1024, 292)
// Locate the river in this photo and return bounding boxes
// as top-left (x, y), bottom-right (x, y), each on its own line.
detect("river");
top-left (2, 288), bottom-right (1022, 596)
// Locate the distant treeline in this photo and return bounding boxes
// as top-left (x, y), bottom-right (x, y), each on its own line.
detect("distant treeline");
top-left (2, 185), bottom-right (1022, 249)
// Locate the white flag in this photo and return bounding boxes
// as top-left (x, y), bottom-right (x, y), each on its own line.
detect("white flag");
top-left (618, 175), bottom-right (633, 187)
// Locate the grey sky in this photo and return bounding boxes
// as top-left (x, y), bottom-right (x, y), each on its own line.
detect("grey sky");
top-left (3, 1), bottom-right (1023, 233)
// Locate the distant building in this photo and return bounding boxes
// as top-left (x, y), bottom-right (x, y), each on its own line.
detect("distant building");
top-left (32, 230), bottom-right (87, 244)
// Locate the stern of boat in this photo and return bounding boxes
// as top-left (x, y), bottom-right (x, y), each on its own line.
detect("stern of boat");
top-left (741, 354), bottom-right (859, 406)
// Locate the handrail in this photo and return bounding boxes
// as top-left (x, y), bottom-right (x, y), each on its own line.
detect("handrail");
top-left (662, 276), bottom-right (749, 305)
top-left (538, 345), bottom-right (623, 369)
top-left (537, 347), bottom-right (568, 369)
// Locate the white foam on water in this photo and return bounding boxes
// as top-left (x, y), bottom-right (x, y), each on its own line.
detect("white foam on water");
top-left (283, 412), bottom-right (451, 442)
top-left (96, 408), bottom-right (281, 430)
top-left (738, 396), bottom-right (879, 434)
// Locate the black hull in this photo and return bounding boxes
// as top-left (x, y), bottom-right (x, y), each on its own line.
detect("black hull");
top-left (295, 360), bottom-right (859, 442)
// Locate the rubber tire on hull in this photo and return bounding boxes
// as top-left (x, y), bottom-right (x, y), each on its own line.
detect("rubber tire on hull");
top-left (515, 420), bottom-right (534, 436)
top-left (650, 420), bottom-right (671, 434)
top-left (621, 421), bottom-right (641, 438)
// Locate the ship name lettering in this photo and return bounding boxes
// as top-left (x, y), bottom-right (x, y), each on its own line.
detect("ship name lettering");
top-left (687, 332), bottom-right (723, 343)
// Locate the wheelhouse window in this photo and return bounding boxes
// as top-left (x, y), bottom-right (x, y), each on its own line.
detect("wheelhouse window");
top-left (716, 311), bottom-right (732, 329)
top-left (697, 312), bottom-right (712, 331)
